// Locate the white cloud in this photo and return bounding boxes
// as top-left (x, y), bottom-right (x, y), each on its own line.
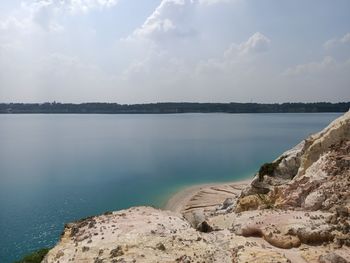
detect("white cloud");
top-left (31, 0), bottom-right (119, 15)
top-left (0, 0), bottom-right (122, 54)
top-left (122, 48), bottom-right (189, 82)
top-left (224, 32), bottom-right (271, 59)
top-left (201, 32), bottom-right (271, 69)
top-left (124, 32), bottom-right (271, 82)
top-left (237, 32), bottom-right (271, 55)
top-left (280, 56), bottom-right (350, 102)
top-left (1, 0), bottom-right (348, 103)
top-left (0, 16), bottom-right (28, 31)
top-left (284, 56), bottom-right (337, 76)
top-left (129, 0), bottom-right (238, 43)
top-left (323, 32), bottom-right (350, 49)
top-left (0, 0), bottom-right (120, 102)
top-left (198, 0), bottom-right (237, 5)
top-left (130, 0), bottom-right (197, 42)
top-left (0, 0), bottom-right (119, 33)
top-left (119, 31), bottom-right (274, 103)
top-left (0, 14), bottom-right (36, 52)
top-left (0, 51), bottom-right (117, 102)
top-left (62, 0), bottom-right (119, 14)
top-left (30, 0), bottom-right (118, 30)
top-left (195, 34), bottom-right (271, 90)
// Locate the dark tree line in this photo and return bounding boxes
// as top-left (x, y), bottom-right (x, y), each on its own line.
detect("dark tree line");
top-left (0, 102), bottom-right (349, 114)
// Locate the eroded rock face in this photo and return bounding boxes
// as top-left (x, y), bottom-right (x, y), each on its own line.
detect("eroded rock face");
top-left (274, 140), bottom-right (306, 179)
top-left (227, 111), bottom-right (350, 260)
top-left (298, 111), bottom-right (350, 177)
top-left (242, 110), bottom-right (350, 213)
top-left (275, 140), bottom-right (350, 211)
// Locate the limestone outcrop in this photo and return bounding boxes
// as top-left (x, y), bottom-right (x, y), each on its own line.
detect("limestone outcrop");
top-left (242, 110), bottom-right (350, 212)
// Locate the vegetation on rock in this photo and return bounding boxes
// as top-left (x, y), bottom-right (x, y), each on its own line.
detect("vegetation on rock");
top-left (15, 248), bottom-right (50, 263)
top-left (258, 156), bottom-right (284, 181)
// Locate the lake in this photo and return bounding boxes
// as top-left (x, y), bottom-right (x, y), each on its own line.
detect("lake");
top-left (0, 113), bottom-right (341, 262)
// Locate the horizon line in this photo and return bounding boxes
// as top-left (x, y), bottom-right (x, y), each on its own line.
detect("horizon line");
top-left (2, 101), bottom-right (350, 105)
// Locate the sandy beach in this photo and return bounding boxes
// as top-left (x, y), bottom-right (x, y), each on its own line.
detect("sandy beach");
top-left (164, 178), bottom-right (251, 213)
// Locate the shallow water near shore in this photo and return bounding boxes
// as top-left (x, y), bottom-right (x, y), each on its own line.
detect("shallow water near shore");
top-left (0, 113), bottom-right (341, 262)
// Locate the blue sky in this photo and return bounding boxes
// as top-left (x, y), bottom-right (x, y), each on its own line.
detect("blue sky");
top-left (0, 0), bottom-right (349, 103)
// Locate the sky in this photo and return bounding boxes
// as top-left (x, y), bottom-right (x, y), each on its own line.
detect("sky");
top-left (0, 0), bottom-right (349, 103)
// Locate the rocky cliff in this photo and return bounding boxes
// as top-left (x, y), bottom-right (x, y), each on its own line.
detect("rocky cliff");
top-left (241, 110), bottom-right (350, 212)
top-left (44, 111), bottom-right (350, 263)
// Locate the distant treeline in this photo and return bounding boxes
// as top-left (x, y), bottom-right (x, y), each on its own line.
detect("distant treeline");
top-left (0, 102), bottom-right (349, 114)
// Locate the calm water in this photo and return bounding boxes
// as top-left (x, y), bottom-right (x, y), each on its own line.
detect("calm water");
top-left (0, 113), bottom-right (340, 262)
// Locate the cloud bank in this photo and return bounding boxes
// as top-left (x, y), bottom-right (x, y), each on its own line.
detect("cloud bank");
top-left (0, 0), bottom-right (349, 103)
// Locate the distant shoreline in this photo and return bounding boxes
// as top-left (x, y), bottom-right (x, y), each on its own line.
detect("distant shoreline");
top-left (0, 112), bottom-right (346, 115)
top-left (1, 102), bottom-right (349, 114)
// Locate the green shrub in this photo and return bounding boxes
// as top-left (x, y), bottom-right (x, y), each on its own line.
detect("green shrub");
top-left (258, 156), bottom-right (284, 181)
top-left (15, 248), bottom-right (50, 263)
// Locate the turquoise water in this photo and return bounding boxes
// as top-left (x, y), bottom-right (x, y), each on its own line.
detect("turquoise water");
top-left (0, 113), bottom-right (341, 262)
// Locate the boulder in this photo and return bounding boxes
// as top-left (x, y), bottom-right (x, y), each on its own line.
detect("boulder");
top-left (262, 231), bottom-right (301, 249)
top-left (303, 190), bottom-right (325, 210)
top-left (319, 252), bottom-right (347, 263)
top-left (222, 198), bottom-right (234, 210)
top-left (296, 228), bottom-right (334, 244)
